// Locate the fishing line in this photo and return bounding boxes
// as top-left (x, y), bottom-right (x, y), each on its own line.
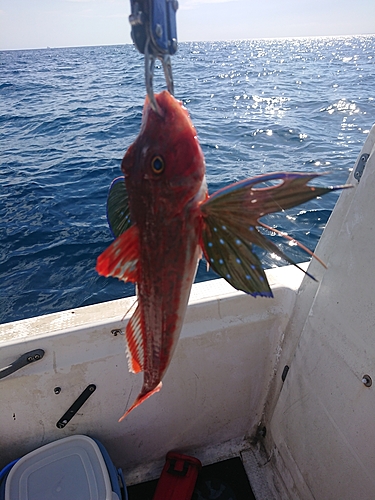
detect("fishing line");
top-left (256, 177), bottom-right (327, 269)
top-left (122, 297), bottom-right (138, 322)
top-left (258, 220), bottom-right (327, 268)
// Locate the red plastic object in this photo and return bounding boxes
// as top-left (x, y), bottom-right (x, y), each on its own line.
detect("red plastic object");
top-left (153, 451), bottom-right (202, 500)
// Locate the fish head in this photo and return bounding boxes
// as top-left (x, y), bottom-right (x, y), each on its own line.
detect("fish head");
top-left (121, 91), bottom-right (206, 220)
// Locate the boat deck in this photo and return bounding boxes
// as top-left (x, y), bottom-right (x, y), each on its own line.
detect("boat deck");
top-left (127, 456), bottom-right (256, 500)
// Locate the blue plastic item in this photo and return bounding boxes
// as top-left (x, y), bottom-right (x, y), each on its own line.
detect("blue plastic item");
top-left (0, 460), bottom-right (19, 499)
top-left (92, 438), bottom-right (127, 500)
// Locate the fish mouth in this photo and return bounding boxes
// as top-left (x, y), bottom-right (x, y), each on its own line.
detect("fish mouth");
top-left (143, 90), bottom-right (190, 123)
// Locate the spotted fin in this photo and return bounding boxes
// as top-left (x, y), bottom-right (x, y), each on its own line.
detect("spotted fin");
top-left (96, 224), bottom-right (139, 283)
top-left (201, 220), bottom-right (273, 297)
top-left (125, 305), bottom-right (144, 374)
top-left (107, 176), bottom-right (132, 238)
top-left (200, 172), bottom-right (351, 296)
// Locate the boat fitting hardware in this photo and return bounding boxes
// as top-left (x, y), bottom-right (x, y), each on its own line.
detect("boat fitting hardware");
top-left (0, 349), bottom-right (45, 380)
top-left (354, 153), bottom-right (369, 182)
top-left (54, 387), bottom-right (62, 394)
top-left (281, 365), bottom-right (289, 382)
top-left (362, 375), bottom-right (372, 387)
top-left (258, 426), bottom-right (267, 438)
top-left (56, 384), bottom-right (96, 429)
top-left (111, 329), bottom-right (124, 336)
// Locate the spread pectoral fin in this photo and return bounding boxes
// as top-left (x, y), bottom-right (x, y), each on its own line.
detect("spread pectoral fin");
top-left (201, 219), bottom-right (273, 297)
top-left (107, 176), bottom-right (132, 238)
top-left (200, 172), bottom-right (351, 296)
top-left (96, 224), bottom-right (139, 283)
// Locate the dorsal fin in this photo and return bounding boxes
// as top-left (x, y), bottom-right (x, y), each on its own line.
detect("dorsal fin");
top-left (96, 225), bottom-right (139, 283)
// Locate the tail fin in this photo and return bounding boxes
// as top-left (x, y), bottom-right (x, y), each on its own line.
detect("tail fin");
top-left (119, 382), bottom-right (162, 422)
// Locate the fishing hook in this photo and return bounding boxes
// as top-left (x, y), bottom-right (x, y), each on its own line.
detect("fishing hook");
top-left (161, 54), bottom-right (174, 96)
top-left (145, 38), bottom-right (174, 116)
top-left (145, 37), bottom-right (162, 115)
top-left (129, 1), bottom-right (177, 113)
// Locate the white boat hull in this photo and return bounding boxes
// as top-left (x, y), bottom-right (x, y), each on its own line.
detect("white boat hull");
top-left (0, 264), bottom-right (303, 487)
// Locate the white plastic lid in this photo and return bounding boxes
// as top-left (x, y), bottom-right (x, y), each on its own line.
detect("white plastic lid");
top-left (5, 435), bottom-right (115, 500)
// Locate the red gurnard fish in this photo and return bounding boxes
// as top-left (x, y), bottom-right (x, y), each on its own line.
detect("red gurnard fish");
top-left (96, 90), bottom-right (350, 420)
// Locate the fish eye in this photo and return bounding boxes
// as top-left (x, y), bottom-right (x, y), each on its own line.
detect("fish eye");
top-left (151, 156), bottom-right (165, 174)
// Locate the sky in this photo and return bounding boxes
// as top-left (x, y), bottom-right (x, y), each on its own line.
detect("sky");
top-left (0, 0), bottom-right (374, 51)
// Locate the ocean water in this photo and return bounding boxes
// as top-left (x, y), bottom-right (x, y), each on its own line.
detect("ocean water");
top-left (1, 35), bottom-right (374, 324)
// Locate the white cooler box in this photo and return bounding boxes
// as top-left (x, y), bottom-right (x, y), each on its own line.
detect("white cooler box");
top-left (0, 435), bottom-right (127, 500)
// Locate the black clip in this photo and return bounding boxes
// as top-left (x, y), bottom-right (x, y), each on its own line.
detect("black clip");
top-left (56, 384), bottom-right (96, 429)
top-left (0, 349), bottom-right (45, 380)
